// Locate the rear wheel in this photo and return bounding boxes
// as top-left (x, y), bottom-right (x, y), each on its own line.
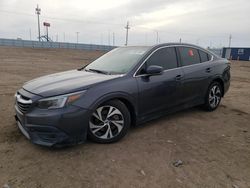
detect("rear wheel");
top-left (88, 100), bottom-right (130, 143)
top-left (203, 82), bottom-right (222, 111)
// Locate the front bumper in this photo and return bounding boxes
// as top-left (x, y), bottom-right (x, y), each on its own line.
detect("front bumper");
top-left (15, 103), bottom-right (91, 147)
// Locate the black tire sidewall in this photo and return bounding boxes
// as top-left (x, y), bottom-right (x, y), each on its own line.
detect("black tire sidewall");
top-left (87, 100), bottom-right (131, 143)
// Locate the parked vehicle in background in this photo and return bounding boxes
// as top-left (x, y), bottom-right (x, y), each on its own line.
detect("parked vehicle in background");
top-left (14, 43), bottom-right (230, 147)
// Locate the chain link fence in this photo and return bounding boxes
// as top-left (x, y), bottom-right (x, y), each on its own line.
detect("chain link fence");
top-left (0, 38), bottom-right (115, 51)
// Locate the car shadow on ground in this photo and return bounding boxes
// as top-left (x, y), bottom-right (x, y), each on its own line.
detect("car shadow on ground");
top-left (34, 106), bottom-right (205, 152)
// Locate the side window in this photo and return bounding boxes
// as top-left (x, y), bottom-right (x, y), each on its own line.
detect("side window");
top-left (238, 49), bottom-right (244, 55)
top-left (208, 53), bottom-right (212, 60)
top-left (179, 47), bottom-right (200, 66)
top-left (146, 47), bottom-right (178, 70)
top-left (199, 50), bottom-right (209, 62)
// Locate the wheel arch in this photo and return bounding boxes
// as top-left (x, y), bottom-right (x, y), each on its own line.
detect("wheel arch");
top-left (210, 77), bottom-right (225, 97)
top-left (89, 92), bottom-right (138, 126)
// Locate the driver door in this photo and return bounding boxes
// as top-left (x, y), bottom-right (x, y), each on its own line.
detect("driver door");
top-left (135, 47), bottom-right (183, 117)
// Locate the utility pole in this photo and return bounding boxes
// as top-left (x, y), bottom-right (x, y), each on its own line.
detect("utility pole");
top-left (145, 32), bottom-right (148, 45)
top-left (228, 34), bottom-right (232, 47)
top-left (125, 21), bottom-right (130, 46)
top-left (76, 32), bottom-right (79, 43)
top-left (35, 5), bottom-right (41, 41)
top-left (179, 38), bottom-right (182, 43)
top-left (155, 30), bottom-right (159, 44)
top-left (29, 28), bottom-right (32, 40)
top-left (112, 32), bottom-right (115, 46)
top-left (100, 33), bottom-right (103, 45)
top-left (46, 25), bottom-right (49, 41)
top-left (108, 30), bottom-right (111, 46)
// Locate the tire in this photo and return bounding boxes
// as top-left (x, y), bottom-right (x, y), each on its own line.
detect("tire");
top-left (88, 100), bottom-right (131, 143)
top-left (203, 81), bottom-right (222, 111)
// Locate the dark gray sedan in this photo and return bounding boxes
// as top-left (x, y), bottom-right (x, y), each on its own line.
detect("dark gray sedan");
top-left (14, 43), bottom-right (230, 147)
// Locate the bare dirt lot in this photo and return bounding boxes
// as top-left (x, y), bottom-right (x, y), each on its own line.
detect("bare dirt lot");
top-left (0, 46), bottom-right (249, 188)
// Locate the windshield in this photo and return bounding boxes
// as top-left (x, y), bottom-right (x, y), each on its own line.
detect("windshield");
top-left (85, 47), bottom-right (149, 74)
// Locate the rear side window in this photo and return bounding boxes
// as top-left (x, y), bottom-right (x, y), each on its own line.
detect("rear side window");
top-left (146, 47), bottom-right (178, 70)
top-left (179, 47), bottom-right (200, 66)
top-left (199, 50), bottom-right (209, 62)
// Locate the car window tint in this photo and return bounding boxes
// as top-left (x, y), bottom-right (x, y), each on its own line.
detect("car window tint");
top-left (179, 47), bottom-right (200, 66)
top-left (199, 50), bottom-right (209, 62)
top-left (146, 47), bottom-right (178, 70)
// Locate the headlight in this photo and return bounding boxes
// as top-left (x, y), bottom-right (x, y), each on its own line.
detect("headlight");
top-left (37, 90), bottom-right (86, 109)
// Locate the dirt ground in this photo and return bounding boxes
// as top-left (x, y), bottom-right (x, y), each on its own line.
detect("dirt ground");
top-left (0, 46), bottom-right (249, 188)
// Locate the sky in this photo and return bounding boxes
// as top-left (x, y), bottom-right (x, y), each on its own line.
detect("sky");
top-left (0, 0), bottom-right (249, 48)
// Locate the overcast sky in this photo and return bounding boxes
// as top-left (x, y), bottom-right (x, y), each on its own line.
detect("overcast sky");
top-left (0, 0), bottom-right (249, 47)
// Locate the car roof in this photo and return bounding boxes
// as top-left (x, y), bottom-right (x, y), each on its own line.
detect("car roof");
top-left (117, 43), bottom-right (219, 58)
top-left (121, 43), bottom-right (206, 50)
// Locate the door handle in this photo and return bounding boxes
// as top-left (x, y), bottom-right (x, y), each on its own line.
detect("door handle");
top-left (175, 75), bottom-right (182, 81)
top-left (205, 68), bottom-right (211, 73)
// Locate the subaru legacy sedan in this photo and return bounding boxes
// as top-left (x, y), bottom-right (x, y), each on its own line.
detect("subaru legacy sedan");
top-left (14, 43), bottom-right (230, 147)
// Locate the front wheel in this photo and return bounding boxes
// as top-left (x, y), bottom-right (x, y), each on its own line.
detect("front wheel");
top-left (88, 100), bottom-right (131, 143)
top-left (203, 82), bottom-right (222, 111)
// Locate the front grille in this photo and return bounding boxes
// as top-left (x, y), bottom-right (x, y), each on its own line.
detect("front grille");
top-left (16, 93), bottom-right (32, 114)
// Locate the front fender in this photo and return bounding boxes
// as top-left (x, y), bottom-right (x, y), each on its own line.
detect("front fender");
top-left (88, 91), bottom-right (138, 113)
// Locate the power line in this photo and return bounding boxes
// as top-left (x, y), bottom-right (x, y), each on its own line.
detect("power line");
top-left (0, 9), bottom-right (33, 16)
top-left (0, 8), bottom-right (247, 46)
top-left (0, 9), bottom-right (123, 26)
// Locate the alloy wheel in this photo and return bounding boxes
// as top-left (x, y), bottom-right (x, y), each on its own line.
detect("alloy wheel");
top-left (209, 85), bottom-right (221, 108)
top-left (89, 105), bottom-right (124, 139)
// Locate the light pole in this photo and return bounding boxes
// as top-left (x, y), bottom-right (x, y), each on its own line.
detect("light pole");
top-left (155, 30), bottom-right (159, 44)
top-left (29, 28), bottom-right (32, 40)
top-left (112, 32), bottom-right (115, 46)
top-left (125, 21), bottom-right (130, 46)
top-left (76, 32), bottom-right (79, 43)
top-left (229, 34), bottom-right (232, 47)
top-left (35, 5), bottom-right (41, 41)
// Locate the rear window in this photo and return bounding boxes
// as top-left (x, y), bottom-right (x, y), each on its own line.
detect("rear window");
top-left (179, 47), bottom-right (200, 66)
top-left (199, 50), bottom-right (209, 62)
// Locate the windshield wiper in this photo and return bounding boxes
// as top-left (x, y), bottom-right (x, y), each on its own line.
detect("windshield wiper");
top-left (86, 68), bottom-right (109, 75)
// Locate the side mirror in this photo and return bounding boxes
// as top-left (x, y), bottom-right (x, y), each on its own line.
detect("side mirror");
top-left (145, 65), bottom-right (163, 76)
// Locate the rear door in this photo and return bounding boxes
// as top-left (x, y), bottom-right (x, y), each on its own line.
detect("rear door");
top-left (136, 47), bottom-right (183, 117)
top-left (177, 47), bottom-right (212, 104)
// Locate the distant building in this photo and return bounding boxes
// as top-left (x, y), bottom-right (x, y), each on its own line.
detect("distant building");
top-left (222, 47), bottom-right (250, 61)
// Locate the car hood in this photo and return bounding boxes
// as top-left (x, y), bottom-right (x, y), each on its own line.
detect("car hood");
top-left (23, 70), bottom-right (121, 97)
